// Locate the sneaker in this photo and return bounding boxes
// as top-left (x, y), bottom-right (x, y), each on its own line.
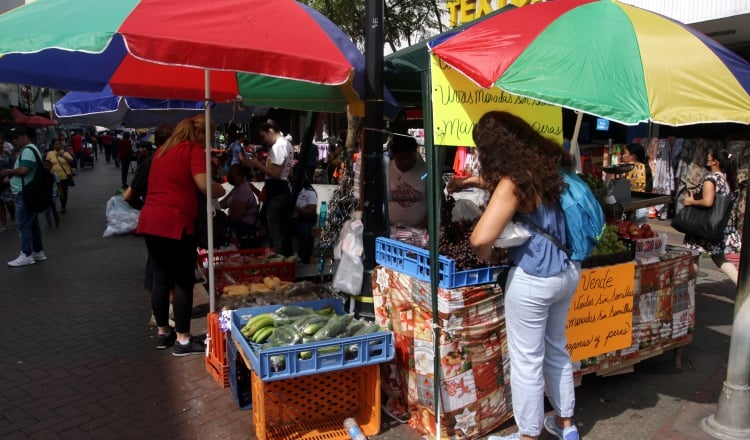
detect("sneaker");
top-left (8, 253), bottom-right (36, 267)
top-left (32, 251), bottom-right (47, 261)
top-left (156, 328), bottom-right (177, 350)
top-left (544, 416), bottom-right (580, 440)
top-left (172, 336), bottom-right (205, 357)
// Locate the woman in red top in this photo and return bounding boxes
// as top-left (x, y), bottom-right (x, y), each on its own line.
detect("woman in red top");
top-left (137, 115), bottom-right (226, 356)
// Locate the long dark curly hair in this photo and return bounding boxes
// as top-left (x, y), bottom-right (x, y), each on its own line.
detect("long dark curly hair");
top-left (472, 111), bottom-right (573, 212)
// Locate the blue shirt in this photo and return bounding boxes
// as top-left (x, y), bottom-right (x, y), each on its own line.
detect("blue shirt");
top-left (10, 144), bottom-right (40, 195)
top-left (508, 202), bottom-right (570, 277)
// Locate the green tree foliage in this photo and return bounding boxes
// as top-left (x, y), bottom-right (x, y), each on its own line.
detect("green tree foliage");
top-left (301, 0), bottom-right (446, 53)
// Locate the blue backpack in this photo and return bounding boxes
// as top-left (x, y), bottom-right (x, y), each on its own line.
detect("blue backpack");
top-left (559, 170), bottom-right (606, 261)
top-left (517, 170), bottom-right (605, 261)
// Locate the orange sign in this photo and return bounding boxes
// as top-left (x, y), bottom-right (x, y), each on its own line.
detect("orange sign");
top-left (566, 262), bottom-right (635, 361)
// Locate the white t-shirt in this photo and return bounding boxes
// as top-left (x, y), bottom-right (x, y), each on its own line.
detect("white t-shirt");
top-left (388, 153), bottom-right (427, 228)
top-left (266, 136), bottom-right (293, 181)
top-left (294, 187), bottom-right (318, 219)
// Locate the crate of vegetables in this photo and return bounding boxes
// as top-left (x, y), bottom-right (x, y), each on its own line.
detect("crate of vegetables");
top-left (230, 298), bottom-right (394, 382)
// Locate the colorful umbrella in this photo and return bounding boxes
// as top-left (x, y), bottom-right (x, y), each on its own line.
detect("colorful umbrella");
top-left (54, 85), bottom-right (267, 128)
top-left (0, 0), bottom-right (397, 115)
top-left (0, 0), bottom-right (399, 312)
top-left (430, 0), bottom-right (750, 127)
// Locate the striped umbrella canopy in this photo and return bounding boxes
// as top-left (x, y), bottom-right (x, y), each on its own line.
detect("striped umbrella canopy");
top-left (54, 85), bottom-right (267, 128)
top-left (0, 0), bottom-right (397, 115)
top-left (430, 0), bottom-right (750, 126)
top-left (0, 0), bottom-right (401, 311)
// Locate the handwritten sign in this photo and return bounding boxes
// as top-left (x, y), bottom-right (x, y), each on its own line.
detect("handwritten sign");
top-left (566, 262), bottom-right (635, 361)
top-left (430, 54), bottom-right (562, 147)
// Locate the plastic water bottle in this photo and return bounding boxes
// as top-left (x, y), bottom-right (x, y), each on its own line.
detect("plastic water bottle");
top-left (343, 418), bottom-right (366, 440)
top-left (319, 201), bottom-right (327, 228)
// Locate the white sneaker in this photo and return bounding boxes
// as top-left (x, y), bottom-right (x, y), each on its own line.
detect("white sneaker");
top-left (32, 251), bottom-right (47, 261)
top-left (8, 253), bottom-right (36, 267)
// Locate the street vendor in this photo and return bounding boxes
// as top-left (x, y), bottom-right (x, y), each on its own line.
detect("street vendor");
top-left (386, 133), bottom-right (427, 229)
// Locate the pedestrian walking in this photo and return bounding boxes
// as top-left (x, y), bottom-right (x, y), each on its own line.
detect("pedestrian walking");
top-left (2, 126), bottom-right (47, 267)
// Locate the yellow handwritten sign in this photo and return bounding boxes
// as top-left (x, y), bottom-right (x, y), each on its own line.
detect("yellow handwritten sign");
top-left (566, 262), bottom-right (635, 361)
top-left (430, 54), bottom-right (562, 147)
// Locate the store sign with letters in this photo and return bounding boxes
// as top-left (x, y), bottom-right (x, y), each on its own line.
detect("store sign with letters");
top-left (430, 54), bottom-right (562, 147)
top-left (566, 262), bottom-right (635, 361)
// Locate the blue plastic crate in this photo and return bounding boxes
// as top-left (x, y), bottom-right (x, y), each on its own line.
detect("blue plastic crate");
top-left (230, 298), bottom-right (395, 382)
top-left (227, 334), bottom-right (252, 410)
top-left (375, 236), bottom-right (505, 288)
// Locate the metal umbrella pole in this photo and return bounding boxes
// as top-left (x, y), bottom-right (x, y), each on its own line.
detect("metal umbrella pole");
top-left (204, 69), bottom-right (216, 313)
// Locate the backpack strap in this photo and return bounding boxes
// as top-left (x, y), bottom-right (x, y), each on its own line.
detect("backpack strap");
top-left (513, 213), bottom-right (572, 258)
top-left (19, 145), bottom-right (42, 186)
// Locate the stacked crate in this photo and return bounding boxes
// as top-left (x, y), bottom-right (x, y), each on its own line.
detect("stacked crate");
top-left (372, 263), bottom-right (512, 440)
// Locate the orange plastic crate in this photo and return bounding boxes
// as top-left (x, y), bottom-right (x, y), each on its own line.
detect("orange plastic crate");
top-left (251, 364), bottom-right (381, 440)
top-left (205, 312), bottom-right (229, 388)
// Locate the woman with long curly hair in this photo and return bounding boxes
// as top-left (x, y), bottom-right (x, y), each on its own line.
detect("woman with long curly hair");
top-left (137, 115), bottom-right (226, 356)
top-left (448, 111), bottom-right (580, 440)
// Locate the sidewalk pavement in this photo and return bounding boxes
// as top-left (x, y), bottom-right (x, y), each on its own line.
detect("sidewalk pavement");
top-left (0, 161), bottom-right (739, 440)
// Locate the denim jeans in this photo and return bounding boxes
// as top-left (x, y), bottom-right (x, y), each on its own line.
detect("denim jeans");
top-left (14, 193), bottom-right (43, 256)
top-left (504, 262), bottom-right (580, 436)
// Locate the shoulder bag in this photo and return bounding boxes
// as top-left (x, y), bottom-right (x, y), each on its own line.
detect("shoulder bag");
top-left (671, 191), bottom-right (736, 242)
top-left (55, 154), bottom-right (75, 187)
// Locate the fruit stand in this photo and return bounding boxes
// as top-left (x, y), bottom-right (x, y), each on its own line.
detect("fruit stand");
top-left (366, 169), bottom-right (696, 439)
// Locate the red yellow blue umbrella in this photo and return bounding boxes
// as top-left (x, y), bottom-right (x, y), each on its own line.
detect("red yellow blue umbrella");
top-left (430, 0), bottom-right (750, 126)
top-left (0, 0), bottom-right (397, 115)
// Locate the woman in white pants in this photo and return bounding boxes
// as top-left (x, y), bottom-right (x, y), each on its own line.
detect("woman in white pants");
top-left (448, 111), bottom-right (581, 440)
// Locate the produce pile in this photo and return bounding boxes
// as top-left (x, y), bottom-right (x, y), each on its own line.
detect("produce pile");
top-left (608, 219), bottom-right (656, 240)
top-left (217, 280), bottom-right (334, 310)
top-left (239, 304), bottom-right (384, 371)
top-left (207, 250), bottom-right (296, 297)
top-left (588, 224), bottom-right (630, 257)
top-left (438, 196), bottom-right (508, 270)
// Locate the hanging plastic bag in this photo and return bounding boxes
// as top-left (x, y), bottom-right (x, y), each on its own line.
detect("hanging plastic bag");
top-left (103, 195), bottom-right (140, 237)
top-left (332, 212), bottom-right (364, 295)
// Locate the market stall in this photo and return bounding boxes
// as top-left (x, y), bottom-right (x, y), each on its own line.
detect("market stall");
top-left (371, 243), bottom-right (696, 437)
top-left (381, 1), bottom-right (750, 438)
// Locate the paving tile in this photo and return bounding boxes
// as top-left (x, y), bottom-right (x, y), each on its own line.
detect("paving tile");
top-left (0, 160), bottom-right (740, 440)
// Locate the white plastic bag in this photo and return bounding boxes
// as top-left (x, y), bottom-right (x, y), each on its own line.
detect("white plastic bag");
top-left (494, 221), bottom-right (531, 248)
top-left (103, 195), bottom-right (140, 237)
top-left (333, 212), bottom-right (364, 295)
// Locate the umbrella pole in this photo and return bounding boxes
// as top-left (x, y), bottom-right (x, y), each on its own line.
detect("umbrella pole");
top-left (421, 68), bottom-right (443, 440)
top-left (570, 111), bottom-right (583, 172)
top-left (205, 69), bottom-right (215, 313)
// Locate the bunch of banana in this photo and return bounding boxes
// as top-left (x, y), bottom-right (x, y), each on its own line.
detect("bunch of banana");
top-left (240, 313), bottom-right (275, 343)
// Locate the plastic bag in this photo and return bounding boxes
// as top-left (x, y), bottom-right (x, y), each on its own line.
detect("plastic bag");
top-left (333, 212), bottom-right (364, 295)
top-left (103, 195), bottom-right (140, 237)
top-left (494, 222), bottom-right (532, 248)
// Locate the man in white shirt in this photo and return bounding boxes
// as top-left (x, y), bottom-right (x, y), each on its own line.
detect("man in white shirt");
top-left (387, 134), bottom-right (427, 229)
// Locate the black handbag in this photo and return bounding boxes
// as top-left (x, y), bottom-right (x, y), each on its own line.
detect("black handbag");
top-left (671, 192), bottom-right (736, 241)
